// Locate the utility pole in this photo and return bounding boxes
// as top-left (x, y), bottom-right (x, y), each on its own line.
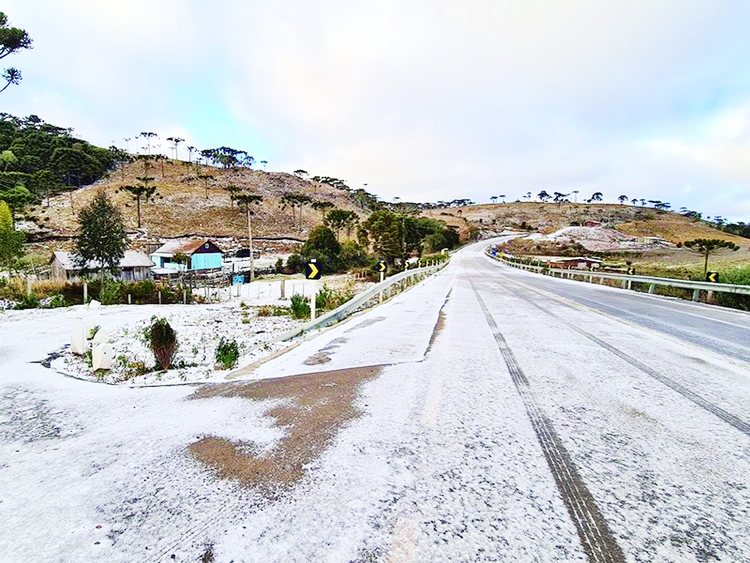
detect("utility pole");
top-left (247, 206), bottom-right (255, 283)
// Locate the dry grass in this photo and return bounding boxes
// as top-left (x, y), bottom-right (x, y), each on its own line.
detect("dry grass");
top-left (0, 277), bottom-right (68, 300)
top-left (617, 215), bottom-right (748, 245)
top-left (423, 202), bottom-right (745, 245)
top-left (27, 160), bottom-right (363, 241)
top-left (188, 366), bottom-right (382, 498)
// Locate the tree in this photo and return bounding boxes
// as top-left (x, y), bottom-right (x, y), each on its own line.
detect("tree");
top-left (281, 192), bottom-right (313, 231)
top-left (224, 183), bottom-right (241, 207)
top-left (681, 238), bottom-right (739, 276)
top-left (0, 200), bottom-right (24, 271)
top-left (311, 200), bottom-right (334, 214)
top-left (166, 137), bottom-right (184, 160)
top-left (119, 184), bottom-right (157, 228)
top-left (139, 132), bottom-right (157, 155)
top-left (590, 192), bottom-right (603, 202)
top-left (618, 195), bottom-right (628, 204)
top-left (0, 12), bottom-right (32, 94)
top-left (198, 172), bottom-right (215, 200)
top-left (537, 190), bottom-right (550, 202)
top-left (74, 190), bottom-right (128, 282)
top-left (29, 169), bottom-right (59, 207)
top-left (490, 196), bottom-right (497, 205)
top-left (324, 209), bottom-right (359, 241)
top-left (235, 192), bottom-right (263, 282)
top-left (302, 225), bottom-right (341, 273)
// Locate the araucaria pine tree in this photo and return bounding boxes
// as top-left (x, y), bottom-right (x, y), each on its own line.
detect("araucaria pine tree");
top-left (0, 200), bottom-right (24, 271)
top-left (74, 190), bottom-right (129, 281)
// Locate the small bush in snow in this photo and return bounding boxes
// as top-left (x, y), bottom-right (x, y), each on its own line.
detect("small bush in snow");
top-left (99, 279), bottom-right (123, 305)
top-left (14, 293), bottom-right (40, 310)
top-left (215, 337), bottom-right (240, 369)
top-left (257, 305), bottom-right (289, 317)
top-left (144, 316), bottom-right (178, 370)
top-left (290, 294), bottom-right (310, 319)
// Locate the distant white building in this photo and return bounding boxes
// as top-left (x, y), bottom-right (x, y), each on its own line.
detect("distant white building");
top-left (49, 251), bottom-right (154, 282)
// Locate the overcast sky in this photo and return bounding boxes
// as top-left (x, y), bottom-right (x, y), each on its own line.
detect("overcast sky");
top-left (4, 1), bottom-right (750, 220)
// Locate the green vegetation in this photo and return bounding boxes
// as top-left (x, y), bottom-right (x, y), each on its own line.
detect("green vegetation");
top-left (215, 337), bottom-right (239, 369)
top-left (257, 304), bottom-right (289, 317)
top-left (74, 191), bottom-right (129, 281)
top-left (0, 200), bottom-right (24, 271)
top-left (144, 317), bottom-right (178, 371)
top-left (290, 294), bottom-right (310, 319)
top-left (0, 11), bottom-right (32, 94)
top-left (678, 238), bottom-right (740, 275)
top-left (315, 283), bottom-right (355, 311)
top-left (0, 113), bottom-right (119, 209)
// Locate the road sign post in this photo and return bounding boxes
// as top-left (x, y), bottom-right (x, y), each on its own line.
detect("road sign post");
top-left (305, 259), bottom-right (322, 320)
top-left (376, 260), bottom-right (387, 301)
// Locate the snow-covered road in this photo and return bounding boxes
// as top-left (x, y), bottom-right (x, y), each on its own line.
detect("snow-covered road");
top-left (1, 241), bottom-right (749, 562)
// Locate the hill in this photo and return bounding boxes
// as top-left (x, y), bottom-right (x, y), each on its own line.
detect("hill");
top-left (422, 202), bottom-right (748, 246)
top-left (25, 159), bottom-right (365, 246)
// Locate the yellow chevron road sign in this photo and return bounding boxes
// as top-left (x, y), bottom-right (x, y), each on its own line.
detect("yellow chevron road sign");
top-left (305, 259), bottom-right (322, 280)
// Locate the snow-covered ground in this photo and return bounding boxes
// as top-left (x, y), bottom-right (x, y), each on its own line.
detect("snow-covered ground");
top-left (2, 241), bottom-right (750, 562)
top-left (528, 225), bottom-right (668, 252)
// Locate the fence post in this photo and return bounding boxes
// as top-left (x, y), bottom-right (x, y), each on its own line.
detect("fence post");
top-left (183, 289), bottom-right (187, 304)
top-left (26, 277), bottom-right (32, 297)
top-left (158, 290), bottom-right (162, 305)
top-left (128, 293), bottom-right (132, 305)
top-left (280, 279), bottom-right (286, 300)
top-left (83, 282), bottom-right (88, 303)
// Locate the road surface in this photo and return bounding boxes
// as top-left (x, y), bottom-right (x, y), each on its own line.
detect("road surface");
top-left (1, 240), bottom-right (749, 562)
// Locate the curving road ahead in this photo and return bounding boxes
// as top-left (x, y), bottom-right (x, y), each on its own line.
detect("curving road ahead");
top-left (1, 240), bottom-right (749, 562)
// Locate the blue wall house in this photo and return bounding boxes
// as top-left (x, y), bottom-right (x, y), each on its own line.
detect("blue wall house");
top-left (150, 239), bottom-right (224, 272)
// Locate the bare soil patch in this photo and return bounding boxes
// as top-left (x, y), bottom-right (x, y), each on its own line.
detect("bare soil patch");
top-left (303, 337), bottom-right (349, 365)
top-left (188, 366), bottom-right (382, 497)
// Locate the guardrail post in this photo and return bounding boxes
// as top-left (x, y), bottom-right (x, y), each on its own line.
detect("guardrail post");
top-left (627, 280), bottom-right (632, 290)
top-left (692, 289), bottom-right (701, 302)
top-left (648, 284), bottom-right (655, 294)
top-left (621, 280), bottom-right (627, 289)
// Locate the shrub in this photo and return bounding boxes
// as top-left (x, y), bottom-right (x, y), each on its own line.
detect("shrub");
top-left (99, 279), bottom-right (123, 305)
top-left (144, 316), bottom-right (178, 370)
top-left (44, 294), bottom-right (66, 308)
top-left (14, 293), bottom-right (40, 310)
top-left (285, 253), bottom-right (305, 274)
top-left (315, 283), bottom-right (354, 311)
top-left (215, 337), bottom-right (240, 369)
top-left (290, 294), bottom-right (310, 319)
top-left (257, 304), bottom-right (289, 316)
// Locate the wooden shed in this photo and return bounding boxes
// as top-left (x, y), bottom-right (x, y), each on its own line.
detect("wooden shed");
top-left (50, 251), bottom-right (154, 281)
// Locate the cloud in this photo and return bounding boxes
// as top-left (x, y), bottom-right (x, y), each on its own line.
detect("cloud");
top-left (3, 0), bottom-right (750, 219)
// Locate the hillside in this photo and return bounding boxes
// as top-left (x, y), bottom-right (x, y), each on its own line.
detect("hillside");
top-left (25, 160), bottom-right (364, 245)
top-left (423, 202), bottom-right (748, 246)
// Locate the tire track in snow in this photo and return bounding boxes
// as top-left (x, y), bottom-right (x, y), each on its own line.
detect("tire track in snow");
top-left (469, 278), bottom-right (626, 563)
top-left (495, 273), bottom-right (750, 438)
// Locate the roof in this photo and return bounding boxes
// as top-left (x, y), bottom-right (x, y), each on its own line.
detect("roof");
top-left (51, 251), bottom-right (154, 271)
top-left (151, 239), bottom-right (222, 256)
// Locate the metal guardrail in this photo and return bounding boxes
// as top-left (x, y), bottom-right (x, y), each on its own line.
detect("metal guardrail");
top-left (487, 251), bottom-right (750, 301)
top-left (273, 260), bottom-right (449, 342)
